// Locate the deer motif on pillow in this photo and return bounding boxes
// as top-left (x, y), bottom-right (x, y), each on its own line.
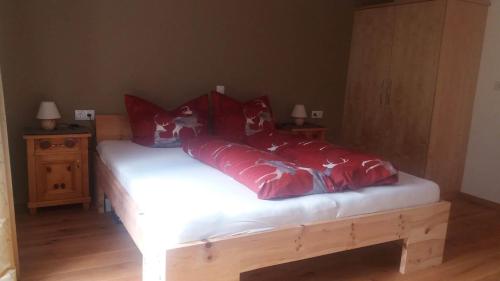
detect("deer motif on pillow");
top-left (125, 94), bottom-right (209, 148)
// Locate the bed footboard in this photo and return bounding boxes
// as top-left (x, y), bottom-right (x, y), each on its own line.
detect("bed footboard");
top-left (164, 201), bottom-right (450, 280)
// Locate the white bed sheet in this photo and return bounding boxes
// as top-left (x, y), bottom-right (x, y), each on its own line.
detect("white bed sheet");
top-left (97, 140), bottom-right (440, 247)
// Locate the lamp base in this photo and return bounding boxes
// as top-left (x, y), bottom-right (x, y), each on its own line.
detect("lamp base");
top-left (294, 118), bottom-right (305, 126)
top-left (40, 119), bottom-right (57, 130)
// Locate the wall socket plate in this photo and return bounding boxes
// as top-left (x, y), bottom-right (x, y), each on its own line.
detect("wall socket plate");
top-left (75, 110), bottom-right (95, 120)
top-left (311, 110), bottom-right (324, 119)
top-left (216, 85), bottom-right (225, 94)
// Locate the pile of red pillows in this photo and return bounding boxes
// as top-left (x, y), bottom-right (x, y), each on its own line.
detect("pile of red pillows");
top-left (124, 91), bottom-right (398, 199)
top-left (125, 92), bottom-right (275, 147)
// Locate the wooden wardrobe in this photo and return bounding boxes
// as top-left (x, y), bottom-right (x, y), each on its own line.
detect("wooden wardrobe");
top-left (341, 0), bottom-right (489, 199)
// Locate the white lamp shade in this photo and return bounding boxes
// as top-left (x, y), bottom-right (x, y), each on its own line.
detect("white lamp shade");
top-left (36, 101), bottom-right (61, 120)
top-left (291, 104), bottom-right (307, 118)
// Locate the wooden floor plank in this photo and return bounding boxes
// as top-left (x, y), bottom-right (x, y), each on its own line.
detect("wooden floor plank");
top-left (16, 198), bottom-right (500, 281)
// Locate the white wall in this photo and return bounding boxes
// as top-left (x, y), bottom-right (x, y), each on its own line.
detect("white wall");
top-left (461, 0), bottom-right (500, 203)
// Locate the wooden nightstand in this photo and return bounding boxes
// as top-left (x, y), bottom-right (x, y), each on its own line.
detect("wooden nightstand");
top-left (24, 127), bottom-right (91, 214)
top-left (277, 123), bottom-right (327, 141)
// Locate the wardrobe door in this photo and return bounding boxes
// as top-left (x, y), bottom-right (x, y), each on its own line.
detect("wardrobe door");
top-left (384, 1), bottom-right (445, 176)
top-left (342, 6), bottom-right (395, 155)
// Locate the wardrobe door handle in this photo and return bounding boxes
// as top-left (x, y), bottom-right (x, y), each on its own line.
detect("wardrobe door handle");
top-left (380, 79), bottom-right (386, 105)
top-left (386, 79), bottom-right (392, 105)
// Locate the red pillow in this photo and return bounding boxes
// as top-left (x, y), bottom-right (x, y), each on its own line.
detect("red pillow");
top-left (281, 146), bottom-right (398, 191)
top-left (245, 132), bottom-right (399, 191)
top-left (124, 94), bottom-right (209, 147)
top-left (183, 136), bottom-right (333, 199)
top-left (212, 91), bottom-right (275, 142)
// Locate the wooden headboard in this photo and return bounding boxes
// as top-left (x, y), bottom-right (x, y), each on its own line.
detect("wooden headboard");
top-left (96, 115), bottom-right (132, 142)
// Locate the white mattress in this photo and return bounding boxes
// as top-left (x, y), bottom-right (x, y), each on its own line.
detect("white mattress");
top-left (97, 140), bottom-right (440, 248)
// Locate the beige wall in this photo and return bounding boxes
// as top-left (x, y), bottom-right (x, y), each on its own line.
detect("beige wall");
top-left (0, 1), bottom-right (354, 204)
top-left (461, 0), bottom-right (500, 203)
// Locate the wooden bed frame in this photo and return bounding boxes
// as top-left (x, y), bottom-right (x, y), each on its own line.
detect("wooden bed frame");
top-left (95, 114), bottom-right (451, 281)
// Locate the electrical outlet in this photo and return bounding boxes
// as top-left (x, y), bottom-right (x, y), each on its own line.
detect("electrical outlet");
top-left (311, 110), bottom-right (323, 119)
top-left (216, 85), bottom-right (225, 94)
top-left (75, 110), bottom-right (95, 120)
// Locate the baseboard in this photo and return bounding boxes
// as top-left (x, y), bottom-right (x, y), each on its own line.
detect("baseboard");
top-left (459, 192), bottom-right (500, 211)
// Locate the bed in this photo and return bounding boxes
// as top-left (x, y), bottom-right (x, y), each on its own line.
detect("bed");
top-left (95, 114), bottom-right (451, 281)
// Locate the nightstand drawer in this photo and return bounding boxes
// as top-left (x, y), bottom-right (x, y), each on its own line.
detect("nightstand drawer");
top-left (35, 137), bottom-right (80, 153)
top-left (35, 154), bottom-right (83, 201)
top-left (277, 123), bottom-right (327, 141)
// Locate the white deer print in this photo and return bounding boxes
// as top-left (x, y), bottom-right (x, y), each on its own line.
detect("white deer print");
top-left (179, 106), bottom-right (193, 115)
top-left (257, 111), bottom-right (271, 128)
top-left (267, 142), bottom-right (288, 152)
top-left (222, 161), bottom-right (233, 170)
top-left (319, 145), bottom-right (330, 151)
top-left (211, 144), bottom-right (236, 160)
top-left (239, 159), bottom-right (330, 194)
top-left (362, 159), bottom-right (397, 174)
top-left (239, 160), bottom-right (297, 189)
top-left (322, 158), bottom-right (349, 176)
top-left (167, 115), bottom-right (202, 138)
top-left (254, 99), bottom-right (267, 109)
top-left (246, 116), bottom-right (256, 125)
top-left (244, 104), bottom-right (273, 136)
top-left (153, 114), bottom-right (178, 147)
top-left (298, 140), bottom-right (314, 146)
top-left (186, 148), bottom-right (194, 157)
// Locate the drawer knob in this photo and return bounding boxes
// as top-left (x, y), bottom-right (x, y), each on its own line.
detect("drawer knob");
top-left (46, 167), bottom-right (52, 173)
top-left (61, 183), bottom-right (66, 189)
top-left (65, 139), bottom-right (76, 148)
top-left (67, 165), bottom-right (72, 172)
top-left (54, 184), bottom-right (59, 189)
top-left (40, 140), bottom-right (51, 150)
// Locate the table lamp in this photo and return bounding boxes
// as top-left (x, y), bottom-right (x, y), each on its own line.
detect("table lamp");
top-left (37, 101), bottom-right (61, 130)
top-left (291, 104), bottom-right (307, 126)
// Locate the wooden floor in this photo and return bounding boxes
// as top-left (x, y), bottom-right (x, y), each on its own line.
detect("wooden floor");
top-left (16, 198), bottom-right (500, 281)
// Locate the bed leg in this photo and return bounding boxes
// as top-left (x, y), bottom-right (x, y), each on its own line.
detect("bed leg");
top-left (96, 182), bottom-right (105, 213)
top-left (400, 236), bottom-right (446, 274)
top-left (399, 208), bottom-right (450, 274)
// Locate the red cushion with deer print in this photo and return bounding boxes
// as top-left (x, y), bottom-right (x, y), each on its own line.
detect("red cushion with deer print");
top-left (244, 132), bottom-right (399, 191)
top-left (124, 94), bottom-right (209, 148)
top-left (283, 146), bottom-right (398, 191)
top-left (183, 136), bottom-right (334, 199)
top-left (211, 91), bottom-right (275, 142)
